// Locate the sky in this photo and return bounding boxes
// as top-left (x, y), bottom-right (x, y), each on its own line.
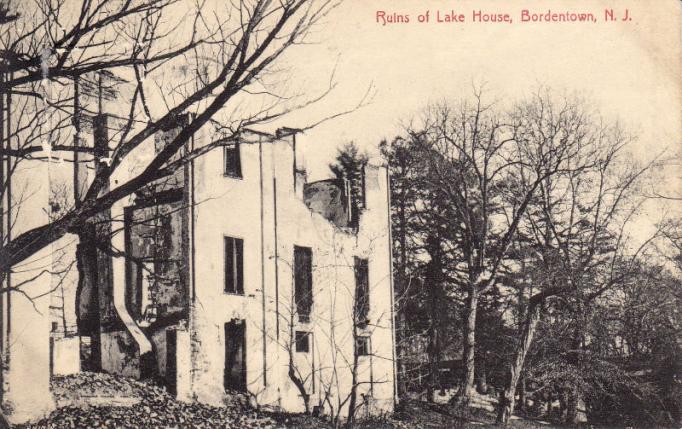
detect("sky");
top-left (266, 0), bottom-right (681, 189)
top-left (25, 0), bottom-right (682, 245)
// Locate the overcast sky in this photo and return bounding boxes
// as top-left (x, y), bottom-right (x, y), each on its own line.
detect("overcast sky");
top-left (268, 0), bottom-right (680, 190)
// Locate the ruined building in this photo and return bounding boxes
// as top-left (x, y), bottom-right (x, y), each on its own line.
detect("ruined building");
top-left (0, 72), bottom-right (396, 424)
top-left (69, 83), bottom-right (397, 416)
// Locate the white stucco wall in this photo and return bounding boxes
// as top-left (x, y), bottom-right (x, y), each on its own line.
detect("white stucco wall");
top-left (8, 117), bottom-right (396, 424)
top-left (2, 158), bottom-right (56, 424)
top-left (188, 134), bottom-right (395, 417)
top-left (51, 337), bottom-right (81, 376)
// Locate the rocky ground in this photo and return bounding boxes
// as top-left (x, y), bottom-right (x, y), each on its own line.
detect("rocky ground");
top-left (15, 373), bottom-right (558, 428)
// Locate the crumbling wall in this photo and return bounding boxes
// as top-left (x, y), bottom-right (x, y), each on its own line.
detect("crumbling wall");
top-left (125, 198), bottom-right (187, 322)
top-left (170, 327), bottom-right (192, 402)
top-left (303, 179), bottom-right (349, 228)
top-left (100, 330), bottom-right (140, 378)
top-left (187, 138), bottom-right (395, 417)
top-left (51, 337), bottom-right (81, 376)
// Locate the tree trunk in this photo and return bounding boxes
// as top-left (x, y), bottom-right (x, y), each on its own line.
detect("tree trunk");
top-left (396, 191), bottom-right (409, 397)
top-left (427, 289), bottom-right (440, 401)
top-left (60, 282), bottom-right (68, 334)
top-left (396, 311), bottom-right (408, 396)
top-left (288, 317), bottom-right (309, 413)
top-left (346, 336), bottom-right (361, 428)
top-left (427, 322), bottom-right (441, 402)
top-left (458, 287), bottom-right (478, 402)
top-left (559, 389), bottom-right (568, 422)
top-left (75, 226), bottom-right (101, 371)
top-left (426, 236), bottom-right (443, 403)
top-left (288, 361), bottom-right (310, 414)
top-left (0, 411), bottom-right (10, 429)
top-left (565, 389), bottom-right (578, 424)
top-left (496, 303), bottom-right (542, 425)
top-left (426, 362), bottom-right (435, 402)
top-left (427, 306), bottom-right (436, 402)
top-left (518, 377), bottom-right (526, 414)
top-left (476, 359), bottom-right (488, 395)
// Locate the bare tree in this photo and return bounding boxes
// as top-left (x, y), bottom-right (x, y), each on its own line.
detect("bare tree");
top-left (0, 2), bottom-right (354, 423)
top-left (0, 0), bottom-right (343, 278)
top-left (401, 88), bottom-right (595, 403)
top-left (496, 97), bottom-right (655, 424)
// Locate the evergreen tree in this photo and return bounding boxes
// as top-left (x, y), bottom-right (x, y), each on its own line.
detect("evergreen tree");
top-left (329, 142), bottom-right (368, 227)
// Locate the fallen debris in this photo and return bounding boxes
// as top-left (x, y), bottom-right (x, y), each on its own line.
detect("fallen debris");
top-left (16, 373), bottom-right (560, 428)
top-left (18, 373), bottom-right (282, 429)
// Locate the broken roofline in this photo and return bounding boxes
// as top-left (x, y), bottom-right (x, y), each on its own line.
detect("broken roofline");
top-left (212, 127), bottom-right (301, 145)
top-left (72, 72), bottom-right (289, 142)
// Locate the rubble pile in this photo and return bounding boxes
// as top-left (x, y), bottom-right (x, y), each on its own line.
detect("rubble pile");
top-left (18, 373), bottom-right (282, 429)
top-left (14, 373), bottom-right (520, 429)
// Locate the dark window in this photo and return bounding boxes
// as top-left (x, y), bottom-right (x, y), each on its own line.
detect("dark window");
top-left (224, 320), bottom-right (246, 391)
top-left (225, 236), bottom-right (244, 294)
top-left (295, 331), bottom-right (310, 353)
top-left (294, 246), bottom-right (313, 322)
top-left (356, 336), bottom-right (370, 356)
top-left (51, 322), bottom-right (59, 332)
top-left (354, 257), bottom-right (369, 325)
top-left (224, 143), bottom-right (242, 178)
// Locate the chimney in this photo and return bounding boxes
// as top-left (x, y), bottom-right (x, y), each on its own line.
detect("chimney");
top-left (275, 126), bottom-right (303, 194)
top-left (295, 168), bottom-right (307, 200)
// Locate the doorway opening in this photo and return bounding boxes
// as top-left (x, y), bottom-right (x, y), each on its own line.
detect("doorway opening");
top-left (224, 320), bottom-right (246, 391)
